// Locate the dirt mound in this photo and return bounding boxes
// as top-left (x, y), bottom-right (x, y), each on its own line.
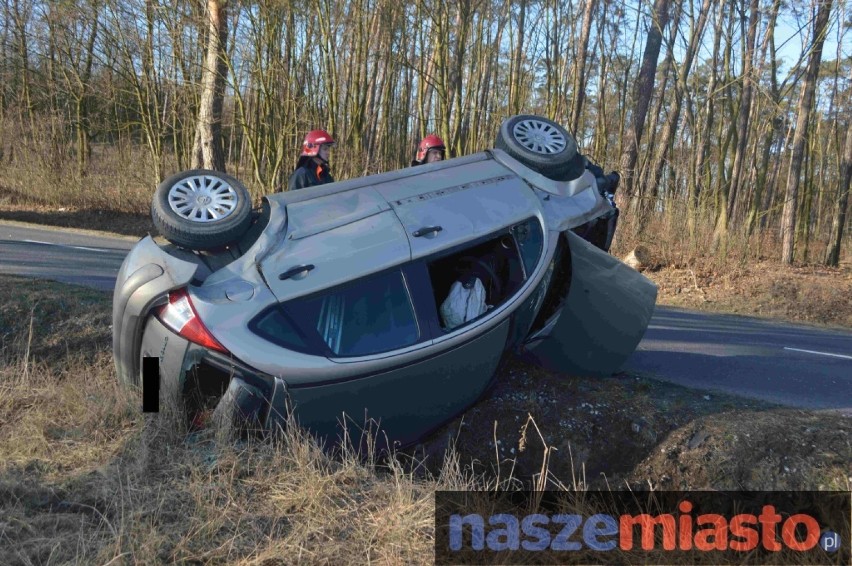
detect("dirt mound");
top-left (411, 357), bottom-right (847, 490)
top-left (630, 410), bottom-right (851, 490)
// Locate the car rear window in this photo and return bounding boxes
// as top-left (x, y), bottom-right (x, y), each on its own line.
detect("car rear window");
top-left (290, 270), bottom-right (419, 357)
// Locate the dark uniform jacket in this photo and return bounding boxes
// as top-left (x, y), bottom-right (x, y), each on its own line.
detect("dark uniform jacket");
top-left (286, 159), bottom-right (334, 191)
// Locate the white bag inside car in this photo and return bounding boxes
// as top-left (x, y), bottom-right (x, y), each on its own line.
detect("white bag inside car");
top-left (440, 278), bottom-right (488, 330)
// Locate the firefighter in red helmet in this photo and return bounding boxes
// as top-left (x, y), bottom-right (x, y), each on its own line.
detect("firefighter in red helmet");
top-left (412, 134), bottom-right (446, 166)
top-left (286, 129), bottom-right (336, 191)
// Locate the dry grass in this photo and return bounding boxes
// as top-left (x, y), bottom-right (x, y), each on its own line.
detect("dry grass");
top-left (0, 131), bottom-right (155, 215)
top-left (611, 198), bottom-right (850, 272)
top-left (0, 278), bottom-right (113, 366)
top-left (0, 353), bottom-right (444, 564)
top-left (0, 271), bottom-right (849, 563)
top-left (611, 200), bottom-right (852, 328)
top-left (0, 280), bottom-right (447, 564)
top-left (648, 260), bottom-right (852, 327)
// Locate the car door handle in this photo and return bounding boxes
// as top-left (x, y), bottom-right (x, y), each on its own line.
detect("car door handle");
top-left (278, 264), bottom-right (315, 280)
top-left (412, 225), bottom-right (443, 238)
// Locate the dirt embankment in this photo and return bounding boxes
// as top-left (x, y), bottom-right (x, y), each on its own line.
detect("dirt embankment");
top-left (648, 262), bottom-right (852, 328)
top-left (414, 356), bottom-right (851, 491)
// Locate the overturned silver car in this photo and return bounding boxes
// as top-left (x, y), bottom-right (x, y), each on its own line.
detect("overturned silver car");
top-left (113, 115), bottom-right (657, 447)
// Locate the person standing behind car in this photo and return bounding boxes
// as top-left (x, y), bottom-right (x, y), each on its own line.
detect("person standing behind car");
top-left (411, 134), bottom-right (446, 166)
top-left (286, 129), bottom-right (336, 191)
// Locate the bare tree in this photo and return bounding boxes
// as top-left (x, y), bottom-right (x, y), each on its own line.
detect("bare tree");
top-left (780, 0), bottom-right (832, 264)
top-left (745, 0), bottom-right (782, 236)
top-left (0, 0), bottom-right (849, 271)
top-left (617, 0), bottom-right (671, 211)
top-left (508, 0), bottom-right (527, 115)
top-left (824, 66), bottom-right (852, 266)
top-left (192, 0), bottom-right (228, 172)
top-left (569, 0), bottom-right (596, 136)
top-left (645, 0), bottom-right (712, 211)
top-left (692, 1), bottom-right (723, 221)
top-left (726, 0), bottom-right (760, 226)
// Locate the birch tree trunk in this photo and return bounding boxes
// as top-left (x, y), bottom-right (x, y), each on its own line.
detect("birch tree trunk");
top-left (192, 0), bottom-right (228, 172)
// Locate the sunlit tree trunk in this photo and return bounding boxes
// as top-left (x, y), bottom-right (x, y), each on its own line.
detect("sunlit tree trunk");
top-left (726, 0), bottom-right (759, 227)
top-left (824, 68), bottom-right (852, 266)
top-left (617, 0), bottom-right (670, 211)
top-left (569, 0), bottom-right (596, 137)
top-left (781, 0), bottom-right (832, 264)
top-left (692, 2), bottom-right (723, 227)
top-left (745, 0), bottom-right (781, 237)
top-left (643, 0), bottom-right (710, 220)
top-left (192, 0), bottom-right (228, 172)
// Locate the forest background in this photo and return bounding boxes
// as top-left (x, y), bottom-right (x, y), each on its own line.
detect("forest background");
top-left (0, 0), bottom-right (850, 266)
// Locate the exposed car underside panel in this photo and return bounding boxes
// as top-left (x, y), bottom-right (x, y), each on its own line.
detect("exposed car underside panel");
top-left (287, 318), bottom-right (511, 449)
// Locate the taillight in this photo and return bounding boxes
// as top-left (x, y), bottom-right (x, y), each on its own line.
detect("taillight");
top-left (155, 288), bottom-right (229, 354)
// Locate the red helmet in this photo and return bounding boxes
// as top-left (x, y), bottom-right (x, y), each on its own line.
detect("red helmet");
top-left (300, 129), bottom-right (335, 157)
top-left (416, 134), bottom-right (446, 162)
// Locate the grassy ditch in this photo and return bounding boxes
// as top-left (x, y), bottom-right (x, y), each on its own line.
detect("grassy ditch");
top-left (0, 275), bottom-right (849, 564)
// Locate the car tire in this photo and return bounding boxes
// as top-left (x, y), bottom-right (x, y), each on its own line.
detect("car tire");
top-left (151, 169), bottom-right (252, 250)
top-left (495, 115), bottom-right (585, 182)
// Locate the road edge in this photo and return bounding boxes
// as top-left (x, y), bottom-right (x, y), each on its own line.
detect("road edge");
top-left (0, 218), bottom-right (144, 242)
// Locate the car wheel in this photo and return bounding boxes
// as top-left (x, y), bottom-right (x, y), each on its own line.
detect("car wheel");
top-left (495, 115), bottom-right (585, 182)
top-left (151, 169), bottom-right (252, 250)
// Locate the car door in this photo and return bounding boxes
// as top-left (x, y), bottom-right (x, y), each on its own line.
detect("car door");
top-left (279, 262), bottom-right (511, 449)
top-left (522, 230), bottom-right (658, 376)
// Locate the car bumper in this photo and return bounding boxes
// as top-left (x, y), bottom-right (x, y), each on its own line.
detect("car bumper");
top-left (113, 236), bottom-right (201, 386)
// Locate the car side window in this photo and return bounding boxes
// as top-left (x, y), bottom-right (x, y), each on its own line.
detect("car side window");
top-left (512, 218), bottom-right (543, 278)
top-left (251, 308), bottom-right (310, 351)
top-left (291, 270), bottom-right (419, 357)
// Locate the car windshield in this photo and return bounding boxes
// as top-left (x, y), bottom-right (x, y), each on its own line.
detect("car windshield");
top-left (292, 270), bottom-right (419, 357)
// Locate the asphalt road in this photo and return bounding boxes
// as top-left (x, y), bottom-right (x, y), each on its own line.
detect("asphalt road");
top-left (2, 221), bottom-right (850, 413)
top-left (624, 309), bottom-right (851, 412)
top-left (0, 222), bottom-right (136, 291)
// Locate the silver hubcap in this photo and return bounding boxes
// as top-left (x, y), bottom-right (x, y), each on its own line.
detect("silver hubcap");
top-left (512, 119), bottom-right (567, 154)
top-left (168, 175), bottom-right (238, 223)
